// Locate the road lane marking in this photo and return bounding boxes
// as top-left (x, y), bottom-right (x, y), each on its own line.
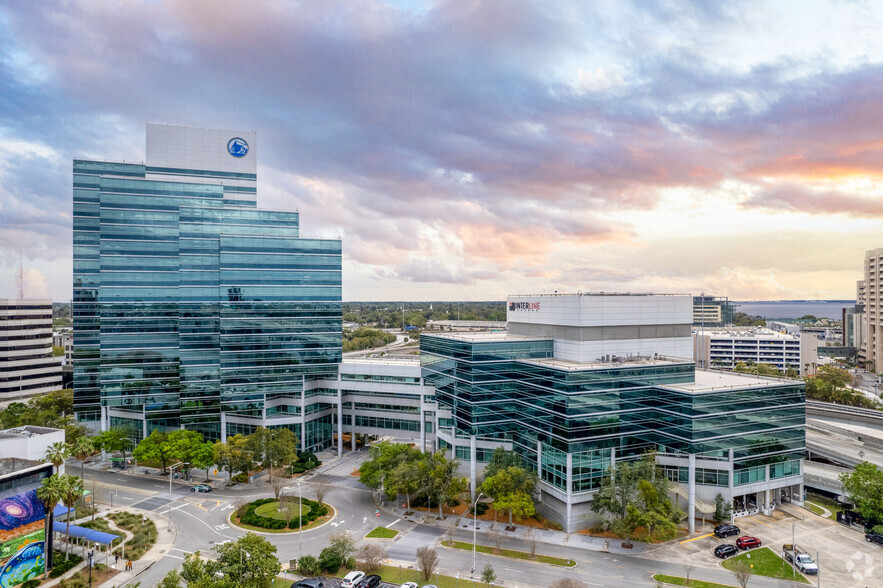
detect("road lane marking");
top-left (165, 554), bottom-right (184, 560)
top-left (171, 548), bottom-right (193, 554)
top-left (680, 532), bottom-right (713, 543)
top-left (385, 518), bottom-right (401, 529)
top-left (746, 516), bottom-right (774, 529)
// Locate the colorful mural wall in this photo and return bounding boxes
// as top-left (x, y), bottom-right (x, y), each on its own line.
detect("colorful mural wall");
top-left (0, 490), bottom-right (46, 588)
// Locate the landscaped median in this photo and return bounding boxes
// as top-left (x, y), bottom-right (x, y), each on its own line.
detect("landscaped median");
top-left (652, 574), bottom-right (737, 588)
top-left (365, 526), bottom-right (399, 539)
top-left (440, 540), bottom-right (576, 567)
top-left (721, 547), bottom-right (810, 584)
top-left (230, 498), bottom-right (334, 533)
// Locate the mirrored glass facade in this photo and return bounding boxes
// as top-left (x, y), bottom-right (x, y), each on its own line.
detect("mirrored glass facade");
top-left (73, 153), bottom-right (341, 441)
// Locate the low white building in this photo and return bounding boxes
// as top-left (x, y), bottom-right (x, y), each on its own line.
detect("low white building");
top-left (0, 426), bottom-right (66, 474)
top-left (693, 327), bottom-right (819, 375)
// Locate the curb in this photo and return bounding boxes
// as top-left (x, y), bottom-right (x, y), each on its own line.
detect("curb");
top-left (226, 503), bottom-right (338, 536)
top-left (436, 540), bottom-right (579, 569)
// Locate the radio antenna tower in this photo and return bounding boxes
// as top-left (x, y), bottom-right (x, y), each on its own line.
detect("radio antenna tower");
top-left (17, 248), bottom-right (24, 299)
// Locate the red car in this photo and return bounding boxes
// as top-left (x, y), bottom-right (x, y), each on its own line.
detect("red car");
top-left (736, 536), bottom-right (762, 550)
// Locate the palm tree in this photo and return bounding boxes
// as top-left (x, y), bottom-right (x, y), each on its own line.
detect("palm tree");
top-left (60, 475), bottom-right (85, 559)
top-left (37, 474), bottom-right (65, 578)
top-left (71, 436), bottom-right (95, 481)
top-left (45, 442), bottom-right (70, 474)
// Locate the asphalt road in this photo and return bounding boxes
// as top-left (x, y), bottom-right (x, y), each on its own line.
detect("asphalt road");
top-left (81, 452), bottom-right (804, 588)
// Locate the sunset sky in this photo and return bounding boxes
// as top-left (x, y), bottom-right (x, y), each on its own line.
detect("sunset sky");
top-left (1, 0), bottom-right (881, 302)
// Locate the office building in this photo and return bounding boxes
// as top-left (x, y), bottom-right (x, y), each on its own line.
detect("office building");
top-left (859, 249), bottom-right (883, 371)
top-left (692, 295), bottom-right (734, 327)
top-left (856, 277), bottom-right (869, 366)
top-left (422, 293), bottom-right (805, 532)
top-left (72, 124), bottom-right (342, 442)
top-left (693, 328), bottom-right (819, 375)
top-left (1, 299), bottom-right (63, 407)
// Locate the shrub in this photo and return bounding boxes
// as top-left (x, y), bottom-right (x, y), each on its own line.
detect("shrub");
top-left (296, 554), bottom-right (321, 576)
top-left (345, 556), bottom-right (356, 570)
top-left (49, 552), bottom-right (83, 577)
top-left (319, 547), bottom-right (343, 573)
top-left (472, 502), bottom-right (489, 516)
top-left (232, 472), bottom-right (248, 483)
top-left (21, 580), bottom-right (41, 588)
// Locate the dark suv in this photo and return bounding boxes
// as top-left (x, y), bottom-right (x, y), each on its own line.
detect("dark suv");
top-left (291, 581), bottom-right (323, 588)
top-left (714, 524), bottom-right (740, 538)
top-left (866, 532), bottom-right (883, 546)
top-left (714, 544), bottom-right (738, 558)
top-left (358, 575), bottom-right (382, 588)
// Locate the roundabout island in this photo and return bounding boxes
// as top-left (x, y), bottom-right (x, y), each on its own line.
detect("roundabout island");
top-left (230, 497), bottom-right (335, 533)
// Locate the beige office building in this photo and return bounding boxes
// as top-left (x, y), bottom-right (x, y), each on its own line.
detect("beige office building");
top-left (862, 249), bottom-right (883, 371)
top-left (0, 299), bottom-right (63, 406)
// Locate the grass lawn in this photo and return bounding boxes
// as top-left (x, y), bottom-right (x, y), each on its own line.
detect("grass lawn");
top-left (721, 547), bottom-right (810, 584)
top-left (275, 565), bottom-right (467, 588)
top-left (231, 504), bottom-right (334, 534)
top-left (365, 526), bottom-right (399, 539)
top-left (255, 500), bottom-right (310, 520)
top-left (804, 502), bottom-right (825, 517)
top-left (806, 491), bottom-right (843, 521)
top-left (442, 540), bottom-right (576, 567)
top-left (652, 574), bottom-right (737, 588)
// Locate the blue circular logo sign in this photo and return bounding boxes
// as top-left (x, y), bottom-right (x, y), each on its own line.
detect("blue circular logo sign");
top-left (227, 137), bottom-right (249, 158)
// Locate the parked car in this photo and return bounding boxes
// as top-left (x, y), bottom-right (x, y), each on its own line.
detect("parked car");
top-left (422, 585), bottom-right (439, 588)
top-left (342, 571), bottom-right (365, 588)
top-left (866, 532), bottom-right (883, 546)
top-left (714, 544), bottom-right (739, 559)
top-left (190, 484), bottom-right (212, 493)
top-left (357, 575), bottom-right (382, 588)
top-left (736, 536), bottom-right (762, 550)
top-left (713, 524), bottom-right (740, 538)
top-left (400, 583), bottom-right (419, 588)
top-left (291, 580), bottom-right (323, 588)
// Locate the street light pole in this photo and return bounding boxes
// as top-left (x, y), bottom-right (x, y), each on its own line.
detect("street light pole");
top-left (471, 492), bottom-right (485, 575)
top-left (298, 482), bottom-right (302, 559)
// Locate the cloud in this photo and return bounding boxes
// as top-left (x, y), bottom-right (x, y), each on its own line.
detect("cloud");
top-left (742, 183), bottom-right (883, 217)
top-left (21, 267), bottom-right (49, 299)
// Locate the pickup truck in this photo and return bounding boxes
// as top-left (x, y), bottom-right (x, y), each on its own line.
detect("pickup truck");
top-left (782, 544), bottom-right (819, 575)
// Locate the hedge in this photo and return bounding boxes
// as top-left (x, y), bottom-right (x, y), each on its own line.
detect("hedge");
top-left (239, 498), bottom-right (329, 530)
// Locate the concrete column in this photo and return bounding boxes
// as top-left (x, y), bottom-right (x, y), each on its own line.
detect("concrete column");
top-left (100, 406), bottom-right (107, 432)
top-left (728, 448), bottom-right (734, 522)
top-left (765, 464), bottom-right (771, 510)
top-left (351, 401), bottom-right (356, 452)
top-left (470, 435), bottom-right (477, 501)
top-left (565, 452), bottom-right (573, 533)
top-left (301, 419), bottom-right (306, 452)
top-left (220, 412), bottom-right (227, 443)
top-left (433, 409), bottom-right (439, 452)
top-left (420, 406), bottom-right (426, 453)
top-left (688, 453), bottom-right (696, 534)
top-left (142, 418), bottom-right (147, 441)
top-left (337, 387), bottom-right (343, 458)
top-left (536, 440), bottom-right (542, 478)
top-left (610, 447), bottom-right (616, 474)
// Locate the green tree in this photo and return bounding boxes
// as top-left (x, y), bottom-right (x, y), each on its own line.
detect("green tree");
top-left (328, 530), bottom-right (357, 561)
top-left (167, 430), bottom-right (214, 480)
top-left (70, 436), bottom-right (96, 482)
top-left (628, 480), bottom-right (682, 541)
top-left (840, 462), bottom-right (883, 525)
top-left (37, 474), bottom-right (65, 578)
top-left (815, 364), bottom-right (852, 387)
top-left (481, 563), bottom-right (496, 585)
top-left (93, 427), bottom-right (135, 465)
top-left (421, 450), bottom-right (467, 518)
top-left (60, 475), bottom-right (85, 558)
top-left (159, 569), bottom-right (183, 588)
top-left (591, 453), bottom-right (671, 527)
top-left (228, 434), bottom-right (256, 482)
top-left (483, 448), bottom-right (524, 479)
top-left (215, 533), bottom-right (281, 588)
top-left (133, 430), bottom-right (174, 473)
top-left (481, 465), bottom-right (537, 524)
top-left (319, 547), bottom-right (343, 573)
top-left (359, 441), bottom-right (420, 498)
top-left (247, 427), bottom-right (298, 484)
top-left (387, 446), bottom-right (425, 508)
top-left (45, 441), bottom-right (69, 474)
top-left (713, 492), bottom-right (733, 524)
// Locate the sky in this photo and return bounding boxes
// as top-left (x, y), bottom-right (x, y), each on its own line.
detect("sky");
top-left (1, 0), bottom-right (882, 302)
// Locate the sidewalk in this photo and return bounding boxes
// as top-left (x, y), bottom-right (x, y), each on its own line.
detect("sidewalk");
top-left (373, 498), bottom-right (649, 555)
top-left (95, 506), bottom-right (177, 587)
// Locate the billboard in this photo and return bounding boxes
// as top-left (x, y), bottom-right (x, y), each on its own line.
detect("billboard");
top-left (0, 490), bottom-right (46, 588)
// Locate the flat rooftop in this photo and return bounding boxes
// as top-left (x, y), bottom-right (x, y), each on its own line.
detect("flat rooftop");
top-left (522, 356), bottom-right (691, 371)
top-left (508, 292), bottom-right (681, 298)
top-left (424, 332), bottom-right (546, 343)
top-left (666, 369), bottom-right (797, 393)
top-left (694, 328), bottom-right (800, 340)
top-left (342, 357), bottom-right (420, 367)
top-left (0, 426), bottom-right (62, 439)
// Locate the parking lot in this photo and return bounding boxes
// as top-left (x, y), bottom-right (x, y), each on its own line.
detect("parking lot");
top-left (644, 505), bottom-right (883, 587)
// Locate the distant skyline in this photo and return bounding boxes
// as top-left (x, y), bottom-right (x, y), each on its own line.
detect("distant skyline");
top-left (2, 1), bottom-right (883, 302)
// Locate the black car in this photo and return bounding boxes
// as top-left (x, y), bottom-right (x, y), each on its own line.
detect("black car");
top-left (714, 524), bottom-right (740, 538)
top-left (866, 532), bottom-right (883, 546)
top-left (357, 575), bottom-right (382, 588)
top-left (714, 544), bottom-right (739, 559)
top-left (291, 580), bottom-right (323, 588)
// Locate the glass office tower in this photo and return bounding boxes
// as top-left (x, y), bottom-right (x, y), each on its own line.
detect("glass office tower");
top-left (421, 294), bottom-right (805, 532)
top-left (73, 124), bottom-right (341, 442)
